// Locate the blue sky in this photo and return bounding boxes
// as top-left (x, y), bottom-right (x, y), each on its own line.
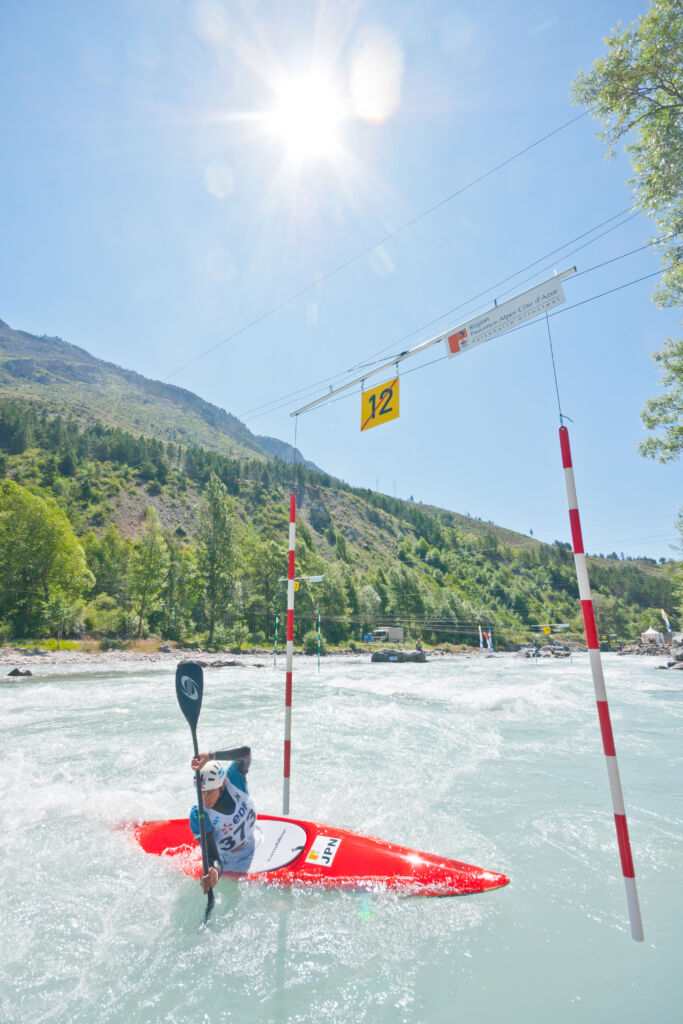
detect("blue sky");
top-left (1, 0), bottom-right (680, 560)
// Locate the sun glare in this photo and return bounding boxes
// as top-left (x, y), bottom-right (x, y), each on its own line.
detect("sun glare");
top-left (266, 71), bottom-right (345, 161)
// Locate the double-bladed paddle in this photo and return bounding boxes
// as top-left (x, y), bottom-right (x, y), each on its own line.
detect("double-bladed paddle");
top-left (175, 661), bottom-right (214, 922)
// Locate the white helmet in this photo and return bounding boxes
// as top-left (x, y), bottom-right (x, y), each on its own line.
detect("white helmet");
top-left (199, 760), bottom-right (226, 791)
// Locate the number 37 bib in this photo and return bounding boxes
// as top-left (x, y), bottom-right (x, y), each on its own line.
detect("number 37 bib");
top-left (206, 778), bottom-right (257, 862)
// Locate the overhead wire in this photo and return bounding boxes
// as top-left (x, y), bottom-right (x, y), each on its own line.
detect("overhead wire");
top-left (238, 204), bottom-right (638, 420)
top-left (163, 111), bottom-right (588, 383)
top-left (243, 259), bottom-right (675, 421)
top-left (243, 215), bottom-right (664, 423)
top-left (341, 209), bottom-right (642, 375)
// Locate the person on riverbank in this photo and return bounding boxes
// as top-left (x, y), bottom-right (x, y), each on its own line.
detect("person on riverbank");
top-left (190, 746), bottom-right (255, 892)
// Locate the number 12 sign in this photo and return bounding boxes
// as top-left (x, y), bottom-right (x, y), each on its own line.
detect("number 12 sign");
top-left (361, 377), bottom-right (399, 432)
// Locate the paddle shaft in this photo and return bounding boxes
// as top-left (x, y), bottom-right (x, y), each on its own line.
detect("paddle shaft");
top-left (175, 662), bottom-right (216, 921)
top-left (190, 723), bottom-right (215, 918)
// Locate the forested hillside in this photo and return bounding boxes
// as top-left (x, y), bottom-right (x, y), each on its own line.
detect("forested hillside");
top-left (0, 397), bottom-right (675, 649)
top-left (0, 319), bottom-right (318, 469)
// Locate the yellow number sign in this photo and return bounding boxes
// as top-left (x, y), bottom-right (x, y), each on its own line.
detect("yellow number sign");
top-left (544, 626), bottom-right (551, 635)
top-left (361, 377), bottom-right (399, 432)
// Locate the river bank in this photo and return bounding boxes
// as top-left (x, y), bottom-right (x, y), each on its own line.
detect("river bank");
top-left (0, 644), bottom-right (474, 673)
top-left (2, 640), bottom-right (680, 674)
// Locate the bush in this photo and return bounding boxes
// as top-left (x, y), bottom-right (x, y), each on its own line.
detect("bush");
top-left (83, 594), bottom-right (119, 634)
top-left (303, 629), bottom-right (327, 653)
top-left (117, 610), bottom-right (141, 638)
top-left (99, 637), bottom-right (123, 651)
top-left (227, 623), bottom-right (249, 649)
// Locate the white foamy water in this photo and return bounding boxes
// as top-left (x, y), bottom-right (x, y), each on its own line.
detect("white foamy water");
top-left (1, 652), bottom-right (681, 1023)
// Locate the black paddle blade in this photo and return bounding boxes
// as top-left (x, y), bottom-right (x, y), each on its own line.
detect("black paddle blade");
top-left (175, 662), bottom-right (204, 729)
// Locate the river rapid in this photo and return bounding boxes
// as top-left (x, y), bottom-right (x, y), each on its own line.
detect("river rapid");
top-left (1, 651), bottom-right (681, 1024)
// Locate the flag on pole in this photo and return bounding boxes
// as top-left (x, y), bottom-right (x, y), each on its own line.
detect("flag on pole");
top-left (661, 609), bottom-right (672, 633)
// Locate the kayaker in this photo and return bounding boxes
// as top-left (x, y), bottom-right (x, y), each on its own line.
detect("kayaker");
top-left (190, 746), bottom-right (256, 892)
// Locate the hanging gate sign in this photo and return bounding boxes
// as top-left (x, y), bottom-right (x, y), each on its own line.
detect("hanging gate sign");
top-left (444, 276), bottom-right (567, 358)
top-left (361, 376), bottom-right (399, 431)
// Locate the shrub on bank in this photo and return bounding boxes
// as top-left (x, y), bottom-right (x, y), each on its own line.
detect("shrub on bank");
top-left (303, 629), bottom-right (327, 654)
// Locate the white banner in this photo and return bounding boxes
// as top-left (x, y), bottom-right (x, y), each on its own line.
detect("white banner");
top-left (444, 276), bottom-right (566, 358)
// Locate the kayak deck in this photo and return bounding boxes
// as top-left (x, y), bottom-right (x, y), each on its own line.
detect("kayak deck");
top-left (131, 814), bottom-right (509, 897)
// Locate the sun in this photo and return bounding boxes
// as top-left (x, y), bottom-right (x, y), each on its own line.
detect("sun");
top-left (266, 71), bottom-right (345, 162)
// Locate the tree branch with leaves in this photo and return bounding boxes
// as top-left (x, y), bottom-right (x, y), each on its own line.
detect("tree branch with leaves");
top-left (572, 1), bottom-right (683, 463)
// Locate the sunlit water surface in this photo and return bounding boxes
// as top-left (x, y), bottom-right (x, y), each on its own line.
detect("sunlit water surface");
top-left (1, 652), bottom-right (681, 1023)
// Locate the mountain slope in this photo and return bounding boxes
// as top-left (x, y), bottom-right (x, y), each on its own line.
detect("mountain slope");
top-left (0, 394), bottom-right (674, 649)
top-left (0, 319), bottom-right (318, 469)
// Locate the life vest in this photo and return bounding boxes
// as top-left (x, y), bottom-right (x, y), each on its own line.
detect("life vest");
top-left (205, 776), bottom-right (257, 866)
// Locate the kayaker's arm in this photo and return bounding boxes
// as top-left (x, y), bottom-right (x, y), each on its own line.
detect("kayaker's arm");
top-left (213, 746), bottom-right (250, 773)
top-left (190, 810), bottom-right (223, 891)
top-left (191, 746), bottom-right (251, 774)
top-left (200, 839), bottom-right (222, 893)
top-left (205, 830), bottom-right (223, 887)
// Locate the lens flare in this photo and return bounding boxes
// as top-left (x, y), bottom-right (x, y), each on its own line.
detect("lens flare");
top-left (349, 27), bottom-right (404, 124)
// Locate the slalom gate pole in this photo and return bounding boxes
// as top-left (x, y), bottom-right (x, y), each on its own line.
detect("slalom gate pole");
top-left (317, 609), bottom-right (321, 673)
top-left (273, 612), bottom-right (279, 668)
top-left (283, 492), bottom-right (296, 815)
top-left (559, 425), bottom-right (644, 942)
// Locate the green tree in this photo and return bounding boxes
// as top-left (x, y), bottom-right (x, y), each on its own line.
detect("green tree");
top-left (638, 338), bottom-right (683, 461)
top-left (387, 565), bottom-right (426, 620)
top-left (84, 525), bottom-right (133, 607)
top-left (334, 532), bottom-right (350, 562)
top-left (161, 534), bottom-right (200, 640)
top-left (359, 584), bottom-right (382, 632)
top-left (130, 508), bottom-right (169, 637)
top-left (572, 1), bottom-right (683, 460)
top-left (572, 0), bottom-right (683, 307)
top-left (672, 508), bottom-right (683, 623)
top-left (196, 473), bottom-right (236, 644)
top-left (242, 535), bottom-right (287, 637)
top-left (43, 589), bottom-right (84, 648)
top-left (317, 564), bottom-right (350, 643)
top-left (0, 480), bottom-right (93, 634)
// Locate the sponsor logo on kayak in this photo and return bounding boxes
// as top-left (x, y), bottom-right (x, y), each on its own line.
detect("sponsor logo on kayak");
top-left (265, 829), bottom-right (286, 866)
top-left (179, 674), bottom-right (199, 700)
top-left (305, 836), bottom-right (341, 867)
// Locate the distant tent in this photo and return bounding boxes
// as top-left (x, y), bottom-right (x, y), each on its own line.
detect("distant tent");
top-left (641, 626), bottom-right (664, 644)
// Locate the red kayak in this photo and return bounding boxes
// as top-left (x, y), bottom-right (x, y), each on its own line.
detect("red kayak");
top-left (131, 814), bottom-right (509, 897)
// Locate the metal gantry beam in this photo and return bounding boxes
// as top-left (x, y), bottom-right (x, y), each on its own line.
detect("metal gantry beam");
top-left (290, 268), bottom-right (576, 417)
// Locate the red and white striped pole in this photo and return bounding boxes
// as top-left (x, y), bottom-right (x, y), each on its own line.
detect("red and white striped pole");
top-left (559, 425), bottom-right (643, 941)
top-left (283, 492), bottom-right (296, 815)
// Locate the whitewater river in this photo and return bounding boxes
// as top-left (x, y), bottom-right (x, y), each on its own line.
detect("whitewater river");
top-left (1, 651), bottom-right (681, 1023)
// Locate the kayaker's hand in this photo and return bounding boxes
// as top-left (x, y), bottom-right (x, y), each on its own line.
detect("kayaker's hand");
top-left (191, 752), bottom-right (210, 772)
top-left (200, 866), bottom-right (219, 893)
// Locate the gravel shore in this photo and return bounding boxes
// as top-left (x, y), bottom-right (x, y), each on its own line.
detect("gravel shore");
top-left (0, 645), bottom-right (467, 674)
top-left (0, 647), bottom-right (277, 669)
